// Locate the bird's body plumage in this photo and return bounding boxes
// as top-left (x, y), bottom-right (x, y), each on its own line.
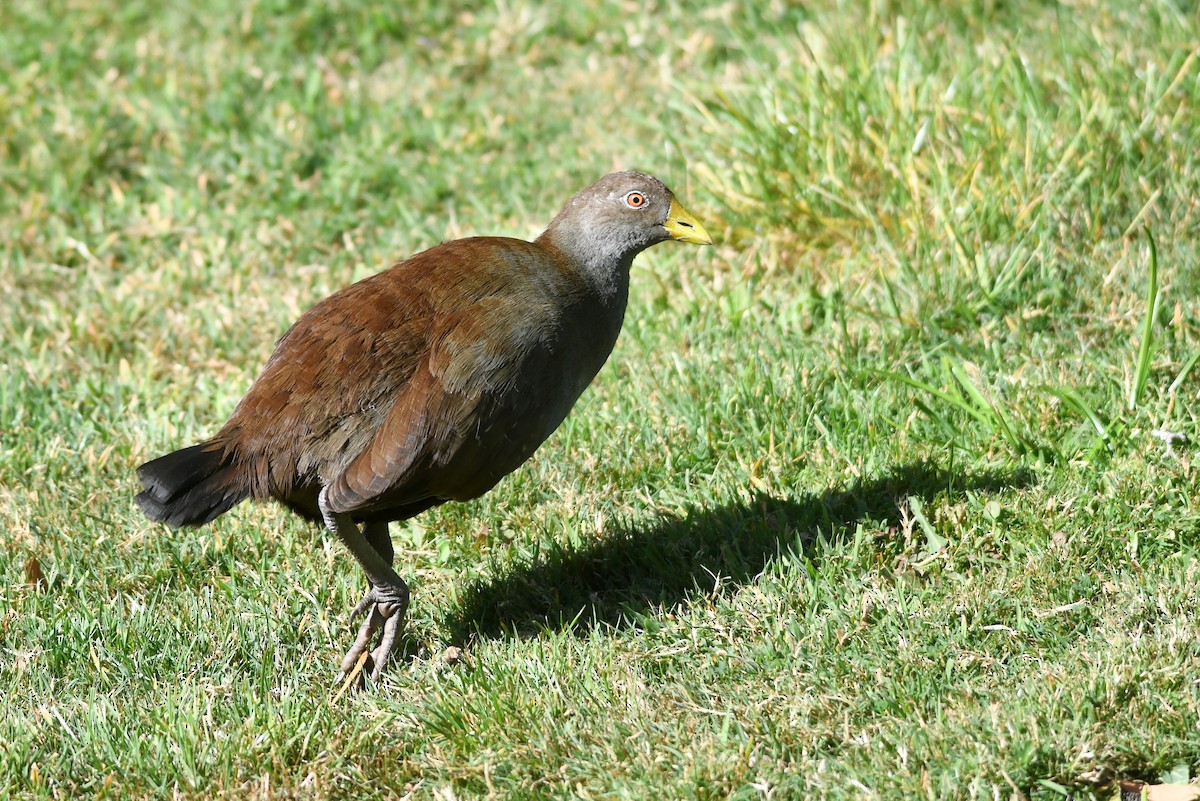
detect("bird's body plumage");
top-left (230, 235), bottom-right (626, 521)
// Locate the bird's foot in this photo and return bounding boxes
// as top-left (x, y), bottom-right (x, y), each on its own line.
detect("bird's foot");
top-left (341, 582), bottom-right (409, 682)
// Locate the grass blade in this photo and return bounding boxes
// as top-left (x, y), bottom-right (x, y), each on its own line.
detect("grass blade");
top-left (1128, 227), bottom-right (1160, 411)
top-left (1167, 348), bottom-right (1200, 398)
top-left (1042, 384), bottom-right (1113, 454)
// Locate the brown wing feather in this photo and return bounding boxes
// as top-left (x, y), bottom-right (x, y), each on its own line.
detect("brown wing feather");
top-left (322, 295), bottom-right (560, 516)
top-left (210, 270), bottom-right (429, 502)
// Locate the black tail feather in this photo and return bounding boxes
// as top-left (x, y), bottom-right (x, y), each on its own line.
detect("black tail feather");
top-left (135, 443), bottom-right (248, 528)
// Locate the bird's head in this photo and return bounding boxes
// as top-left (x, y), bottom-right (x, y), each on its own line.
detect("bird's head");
top-left (539, 171), bottom-right (712, 289)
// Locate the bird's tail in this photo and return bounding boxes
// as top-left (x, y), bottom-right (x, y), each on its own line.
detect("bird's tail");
top-left (135, 442), bottom-right (249, 528)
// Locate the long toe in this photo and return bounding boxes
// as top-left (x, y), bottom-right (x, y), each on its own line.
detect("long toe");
top-left (341, 604), bottom-right (386, 674)
top-left (368, 612), bottom-right (404, 680)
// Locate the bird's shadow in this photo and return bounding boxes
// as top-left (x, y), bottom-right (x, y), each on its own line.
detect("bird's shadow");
top-left (444, 459), bottom-right (1033, 642)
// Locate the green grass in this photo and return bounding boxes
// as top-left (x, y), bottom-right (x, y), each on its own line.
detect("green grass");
top-left (3, 0), bottom-right (1200, 798)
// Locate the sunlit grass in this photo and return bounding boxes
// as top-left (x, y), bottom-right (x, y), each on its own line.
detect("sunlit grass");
top-left (2, 1), bottom-right (1199, 798)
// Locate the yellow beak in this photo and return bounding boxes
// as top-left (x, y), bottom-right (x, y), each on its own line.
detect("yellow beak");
top-left (662, 197), bottom-right (713, 245)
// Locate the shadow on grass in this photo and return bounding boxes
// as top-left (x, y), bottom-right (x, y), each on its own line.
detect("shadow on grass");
top-left (445, 460), bottom-right (1033, 642)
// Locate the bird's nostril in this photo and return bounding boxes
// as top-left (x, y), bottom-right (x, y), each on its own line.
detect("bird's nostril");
top-left (679, 221), bottom-right (693, 228)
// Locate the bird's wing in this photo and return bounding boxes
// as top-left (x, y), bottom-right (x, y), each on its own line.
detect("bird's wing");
top-left (213, 275), bottom-right (428, 497)
top-left (321, 295), bottom-right (561, 516)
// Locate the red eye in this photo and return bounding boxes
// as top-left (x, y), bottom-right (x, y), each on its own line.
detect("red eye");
top-left (625, 192), bottom-right (646, 208)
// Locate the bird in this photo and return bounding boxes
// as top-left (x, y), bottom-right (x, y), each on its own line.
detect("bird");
top-left (134, 171), bottom-right (713, 681)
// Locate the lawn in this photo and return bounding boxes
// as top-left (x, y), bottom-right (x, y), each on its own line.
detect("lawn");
top-left (2, 0), bottom-right (1199, 798)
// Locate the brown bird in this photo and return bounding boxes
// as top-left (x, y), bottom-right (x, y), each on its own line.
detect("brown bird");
top-left (135, 171), bottom-right (712, 679)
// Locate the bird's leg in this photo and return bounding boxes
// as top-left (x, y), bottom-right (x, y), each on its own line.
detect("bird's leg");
top-left (348, 522), bottom-right (395, 619)
top-left (366, 521), bottom-right (394, 564)
top-left (318, 488), bottom-right (408, 680)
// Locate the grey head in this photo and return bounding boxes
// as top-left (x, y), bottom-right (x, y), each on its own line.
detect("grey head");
top-left (537, 171), bottom-right (712, 295)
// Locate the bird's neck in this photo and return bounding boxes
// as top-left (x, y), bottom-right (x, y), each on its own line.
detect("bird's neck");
top-left (536, 227), bottom-right (638, 307)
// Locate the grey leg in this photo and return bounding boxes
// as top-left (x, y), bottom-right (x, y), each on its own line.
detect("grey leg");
top-left (349, 521), bottom-right (395, 618)
top-left (365, 521), bottom-right (394, 565)
top-left (319, 488), bottom-right (408, 680)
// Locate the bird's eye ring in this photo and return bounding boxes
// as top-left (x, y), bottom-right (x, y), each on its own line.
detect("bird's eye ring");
top-left (624, 191), bottom-right (647, 209)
